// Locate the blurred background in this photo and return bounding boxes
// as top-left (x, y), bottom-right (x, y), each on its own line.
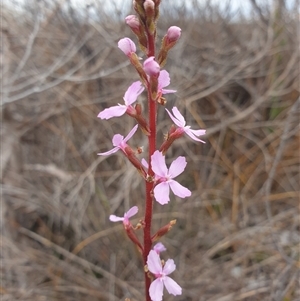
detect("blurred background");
top-left (1, 0), bottom-right (299, 300)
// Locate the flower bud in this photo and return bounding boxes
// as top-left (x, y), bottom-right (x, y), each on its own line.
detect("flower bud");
top-left (157, 26), bottom-right (182, 66)
top-left (125, 15), bottom-right (140, 33)
top-left (133, 0), bottom-right (146, 20)
top-left (166, 26), bottom-right (181, 43)
top-left (118, 37), bottom-right (136, 57)
top-left (144, 0), bottom-right (155, 16)
top-left (143, 56), bottom-right (160, 77)
top-left (144, 0), bottom-right (156, 34)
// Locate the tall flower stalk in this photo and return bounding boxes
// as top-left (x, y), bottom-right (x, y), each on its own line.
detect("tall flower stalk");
top-left (98, 1), bottom-right (206, 300)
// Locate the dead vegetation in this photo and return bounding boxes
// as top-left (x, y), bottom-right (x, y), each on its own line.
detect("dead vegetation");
top-left (1, 0), bottom-right (299, 300)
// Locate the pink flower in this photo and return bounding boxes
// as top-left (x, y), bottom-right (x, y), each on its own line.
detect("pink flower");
top-left (143, 56), bottom-right (160, 77)
top-left (109, 206), bottom-right (138, 227)
top-left (158, 70), bottom-right (176, 95)
top-left (153, 242), bottom-right (166, 254)
top-left (147, 250), bottom-right (182, 301)
top-left (118, 38), bottom-right (136, 56)
top-left (98, 125), bottom-right (138, 156)
top-left (98, 81), bottom-right (144, 119)
top-left (151, 150), bottom-right (191, 205)
top-left (166, 26), bottom-right (181, 43)
top-left (166, 107), bottom-right (206, 143)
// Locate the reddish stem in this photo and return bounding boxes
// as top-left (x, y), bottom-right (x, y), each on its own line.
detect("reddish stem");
top-left (143, 30), bottom-right (156, 301)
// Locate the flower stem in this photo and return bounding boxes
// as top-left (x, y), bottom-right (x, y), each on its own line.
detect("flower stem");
top-left (143, 30), bottom-right (156, 301)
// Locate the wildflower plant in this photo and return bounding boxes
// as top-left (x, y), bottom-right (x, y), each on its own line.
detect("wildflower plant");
top-left (97, 1), bottom-right (206, 300)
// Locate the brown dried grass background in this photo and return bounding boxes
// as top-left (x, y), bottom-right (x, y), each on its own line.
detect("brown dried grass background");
top-left (1, 1), bottom-right (299, 300)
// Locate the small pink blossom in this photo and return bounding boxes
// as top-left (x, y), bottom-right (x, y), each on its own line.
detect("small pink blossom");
top-left (147, 250), bottom-right (182, 301)
top-left (98, 81), bottom-right (144, 119)
top-left (153, 242), bottom-right (166, 254)
top-left (158, 70), bottom-right (176, 95)
top-left (143, 56), bottom-right (160, 77)
top-left (109, 206), bottom-right (138, 226)
top-left (118, 37), bottom-right (136, 56)
top-left (166, 107), bottom-right (206, 143)
top-left (98, 125), bottom-right (138, 156)
top-left (151, 150), bottom-right (191, 205)
top-left (166, 26), bottom-right (181, 43)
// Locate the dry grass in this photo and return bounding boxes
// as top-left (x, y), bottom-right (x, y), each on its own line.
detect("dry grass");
top-left (1, 1), bottom-right (299, 300)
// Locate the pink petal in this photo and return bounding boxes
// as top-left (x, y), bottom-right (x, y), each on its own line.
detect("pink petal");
top-left (161, 88), bottom-right (176, 94)
top-left (125, 206), bottom-right (138, 219)
top-left (172, 107), bottom-right (186, 126)
top-left (158, 70), bottom-right (170, 89)
top-left (109, 215), bottom-right (124, 222)
top-left (153, 242), bottom-right (166, 254)
top-left (190, 129), bottom-right (206, 136)
top-left (163, 276), bottom-right (182, 296)
top-left (147, 250), bottom-right (162, 274)
top-left (98, 105), bottom-right (127, 119)
top-left (143, 56), bottom-right (160, 76)
top-left (123, 81), bottom-right (144, 105)
top-left (112, 134), bottom-right (125, 147)
top-left (123, 124), bottom-right (139, 143)
top-left (165, 108), bottom-right (184, 127)
top-left (153, 182), bottom-right (170, 205)
top-left (168, 156), bottom-right (187, 178)
top-left (149, 278), bottom-right (164, 301)
top-left (184, 128), bottom-right (206, 143)
top-left (97, 146), bottom-right (119, 156)
top-left (141, 158), bottom-right (149, 169)
top-left (118, 37), bottom-right (136, 56)
top-left (169, 180), bottom-right (191, 198)
top-left (151, 151), bottom-right (168, 177)
top-left (162, 259), bottom-right (176, 275)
